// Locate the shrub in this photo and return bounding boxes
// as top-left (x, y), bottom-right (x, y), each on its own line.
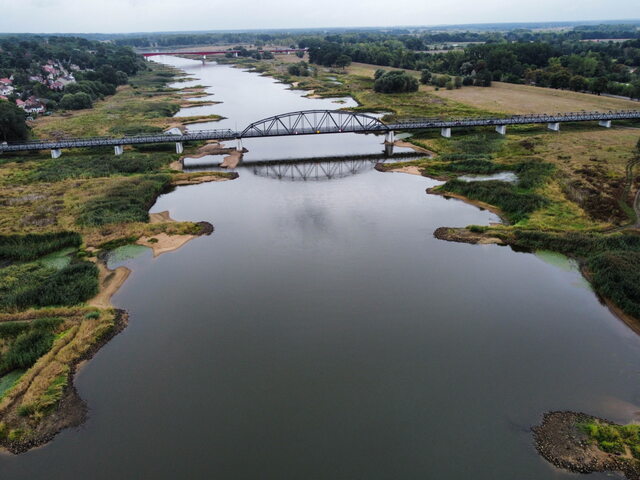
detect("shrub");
top-left (0, 261), bottom-right (98, 311)
top-left (26, 153), bottom-right (171, 183)
top-left (374, 71), bottom-right (419, 93)
top-left (0, 232), bottom-right (81, 261)
top-left (440, 179), bottom-right (549, 223)
top-left (0, 330), bottom-right (55, 374)
top-left (77, 174), bottom-right (171, 226)
top-left (588, 251), bottom-right (640, 318)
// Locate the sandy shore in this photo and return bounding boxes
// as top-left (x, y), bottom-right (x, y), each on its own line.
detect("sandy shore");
top-left (387, 165), bottom-right (423, 176)
top-left (88, 263), bottom-right (131, 309)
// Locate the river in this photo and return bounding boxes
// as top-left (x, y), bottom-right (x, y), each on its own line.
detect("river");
top-left (2, 57), bottom-right (640, 479)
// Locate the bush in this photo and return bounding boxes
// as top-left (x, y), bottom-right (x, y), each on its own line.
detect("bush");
top-left (440, 179), bottom-right (549, 223)
top-left (374, 71), bottom-right (419, 93)
top-left (588, 251), bottom-right (640, 318)
top-left (59, 92), bottom-right (93, 110)
top-left (0, 330), bottom-right (55, 374)
top-left (0, 232), bottom-right (81, 261)
top-left (26, 153), bottom-right (171, 182)
top-left (77, 174), bottom-right (171, 226)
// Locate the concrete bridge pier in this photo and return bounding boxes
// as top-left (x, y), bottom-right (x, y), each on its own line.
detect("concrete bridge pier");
top-left (233, 52), bottom-right (238, 58)
top-left (385, 130), bottom-right (395, 144)
top-left (51, 149), bottom-right (62, 159)
top-left (202, 55), bottom-right (207, 64)
top-left (441, 127), bottom-right (452, 138)
top-left (384, 142), bottom-right (394, 156)
top-left (236, 138), bottom-right (243, 152)
top-left (495, 125), bottom-right (507, 135)
top-left (599, 120), bottom-right (612, 128)
top-left (176, 142), bottom-right (184, 154)
top-left (548, 122), bottom-right (560, 132)
top-left (114, 145), bottom-right (124, 156)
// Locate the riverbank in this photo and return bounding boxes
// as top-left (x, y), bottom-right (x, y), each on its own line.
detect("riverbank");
top-left (0, 61), bottom-right (239, 453)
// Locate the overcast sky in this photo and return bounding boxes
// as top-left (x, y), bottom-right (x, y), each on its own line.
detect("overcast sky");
top-left (0, 0), bottom-right (638, 34)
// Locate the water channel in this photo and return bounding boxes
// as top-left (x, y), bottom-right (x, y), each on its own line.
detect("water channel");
top-left (2, 57), bottom-right (640, 479)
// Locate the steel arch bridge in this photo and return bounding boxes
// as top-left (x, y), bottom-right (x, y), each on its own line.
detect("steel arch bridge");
top-left (2, 109), bottom-right (640, 156)
top-left (239, 110), bottom-right (389, 138)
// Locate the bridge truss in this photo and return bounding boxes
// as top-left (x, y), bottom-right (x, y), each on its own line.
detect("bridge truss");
top-left (1, 109), bottom-right (639, 155)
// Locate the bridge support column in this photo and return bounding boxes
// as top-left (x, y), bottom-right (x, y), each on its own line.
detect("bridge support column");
top-left (51, 149), bottom-right (62, 159)
top-left (114, 145), bottom-right (124, 156)
top-left (599, 120), bottom-right (612, 128)
top-left (176, 142), bottom-right (184, 154)
top-left (236, 138), bottom-right (243, 152)
top-left (495, 125), bottom-right (507, 135)
top-left (202, 55), bottom-right (206, 64)
top-left (548, 122), bottom-right (560, 132)
top-left (233, 52), bottom-right (238, 58)
top-left (385, 131), bottom-right (395, 144)
top-left (440, 127), bottom-right (451, 138)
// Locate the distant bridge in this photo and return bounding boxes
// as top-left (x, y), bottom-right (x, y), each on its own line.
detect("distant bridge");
top-left (1, 109), bottom-right (639, 158)
top-left (140, 48), bottom-right (307, 58)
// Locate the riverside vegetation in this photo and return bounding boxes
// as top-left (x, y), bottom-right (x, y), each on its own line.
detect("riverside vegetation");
top-left (0, 58), bottom-right (235, 452)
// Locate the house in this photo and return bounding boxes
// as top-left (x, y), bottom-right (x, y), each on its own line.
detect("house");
top-left (24, 96), bottom-right (45, 114)
top-left (15, 99), bottom-right (26, 108)
top-left (49, 81), bottom-right (64, 91)
top-left (0, 77), bottom-right (12, 86)
top-left (0, 95), bottom-right (8, 101)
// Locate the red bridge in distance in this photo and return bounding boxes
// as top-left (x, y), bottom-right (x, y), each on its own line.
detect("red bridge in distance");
top-left (141, 48), bottom-right (307, 57)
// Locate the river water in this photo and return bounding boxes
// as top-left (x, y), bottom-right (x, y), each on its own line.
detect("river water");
top-left (3, 57), bottom-right (640, 479)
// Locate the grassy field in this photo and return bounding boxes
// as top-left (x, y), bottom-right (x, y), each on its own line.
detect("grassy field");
top-left (429, 81), bottom-right (640, 115)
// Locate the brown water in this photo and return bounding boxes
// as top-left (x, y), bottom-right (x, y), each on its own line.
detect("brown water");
top-left (2, 57), bottom-right (640, 479)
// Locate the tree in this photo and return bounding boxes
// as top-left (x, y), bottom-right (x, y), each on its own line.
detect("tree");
top-left (590, 76), bottom-right (609, 95)
top-left (374, 70), bottom-right (419, 94)
top-left (374, 68), bottom-right (386, 80)
top-left (420, 69), bottom-right (432, 85)
top-left (59, 92), bottom-right (92, 110)
top-left (335, 55), bottom-right (352, 69)
top-left (454, 76), bottom-right (463, 89)
top-left (569, 75), bottom-right (588, 92)
top-left (475, 70), bottom-right (493, 87)
top-left (0, 100), bottom-right (29, 142)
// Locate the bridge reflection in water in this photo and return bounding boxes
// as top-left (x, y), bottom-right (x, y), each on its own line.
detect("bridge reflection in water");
top-left (183, 154), bottom-right (420, 181)
top-left (250, 158), bottom-right (380, 181)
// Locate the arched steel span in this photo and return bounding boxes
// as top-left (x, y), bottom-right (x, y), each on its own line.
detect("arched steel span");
top-left (2, 109), bottom-right (640, 154)
top-left (239, 110), bottom-right (389, 139)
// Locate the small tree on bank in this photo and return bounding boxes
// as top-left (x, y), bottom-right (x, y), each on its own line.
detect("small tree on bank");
top-left (374, 70), bottom-right (419, 94)
top-left (0, 100), bottom-right (29, 142)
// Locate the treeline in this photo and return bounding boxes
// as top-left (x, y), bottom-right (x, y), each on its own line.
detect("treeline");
top-left (303, 32), bottom-right (640, 99)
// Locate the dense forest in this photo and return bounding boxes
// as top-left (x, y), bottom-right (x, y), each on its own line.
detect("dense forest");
top-left (303, 31), bottom-right (640, 99)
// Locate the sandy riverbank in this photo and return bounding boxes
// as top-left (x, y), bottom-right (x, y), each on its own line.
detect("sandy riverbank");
top-left (88, 263), bottom-right (131, 309)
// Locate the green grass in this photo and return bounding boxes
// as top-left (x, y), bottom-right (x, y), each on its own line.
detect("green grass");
top-left (580, 419), bottom-right (640, 459)
top-left (0, 232), bottom-right (81, 262)
top-left (19, 152), bottom-right (174, 183)
top-left (438, 179), bottom-right (550, 223)
top-left (77, 174), bottom-right (171, 226)
top-left (0, 370), bottom-right (25, 399)
top-left (0, 261), bottom-right (98, 311)
top-left (0, 317), bottom-right (64, 376)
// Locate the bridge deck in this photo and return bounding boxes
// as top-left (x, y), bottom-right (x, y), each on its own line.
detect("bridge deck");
top-left (1, 110), bottom-right (639, 153)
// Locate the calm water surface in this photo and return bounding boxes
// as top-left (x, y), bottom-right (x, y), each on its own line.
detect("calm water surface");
top-left (2, 57), bottom-right (640, 479)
